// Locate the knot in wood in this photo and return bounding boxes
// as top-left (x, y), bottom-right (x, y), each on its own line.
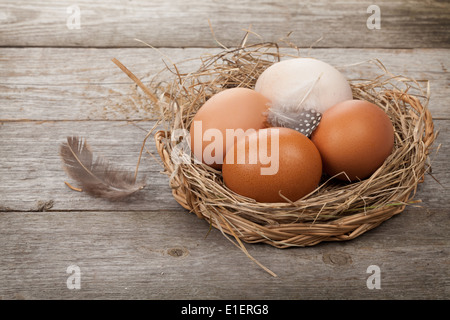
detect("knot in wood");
top-left (167, 247), bottom-right (189, 258)
top-left (322, 251), bottom-right (352, 266)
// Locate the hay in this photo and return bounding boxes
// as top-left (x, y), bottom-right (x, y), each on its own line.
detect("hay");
top-left (118, 36), bottom-right (437, 276)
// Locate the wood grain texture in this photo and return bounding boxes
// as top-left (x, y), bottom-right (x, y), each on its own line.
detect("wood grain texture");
top-left (0, 206), bottom-right (447, 299)
top-left (0, 0), bottom-right (449, 48)
top-left (0, 120), bottom-right (182, 212)
top-left (1, 47), bottom-right (449, 121)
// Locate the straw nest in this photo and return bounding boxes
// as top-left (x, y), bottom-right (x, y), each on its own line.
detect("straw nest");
top-left (125, 37), bottom-right (436, 274)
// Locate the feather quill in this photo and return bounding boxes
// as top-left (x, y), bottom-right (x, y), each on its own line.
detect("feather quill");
top-left (59, 136), bottom-right (145, 201)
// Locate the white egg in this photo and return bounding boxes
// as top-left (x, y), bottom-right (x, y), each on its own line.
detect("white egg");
top-left (254, 58), bottom-right (353, 135)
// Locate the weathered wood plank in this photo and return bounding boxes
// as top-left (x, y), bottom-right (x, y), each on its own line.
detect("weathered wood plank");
top-left (0, 206), bottom-right (447, 299)
top-left (0, 120), bottom-right (448, 212)
top-left (0, 0), bottom-right (449, 48)
top-left (1, 47), bottom-right (449, 120)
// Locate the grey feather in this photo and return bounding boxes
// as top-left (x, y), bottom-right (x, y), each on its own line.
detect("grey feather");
top-left (266, 108), bottom-right (322, 137)
top-left (59, 136), bottom-right (145, 201)
top-left (265, 73), bottom-right (323, 137)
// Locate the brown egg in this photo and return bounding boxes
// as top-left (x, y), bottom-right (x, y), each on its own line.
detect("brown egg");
top-left (189, 88), bottom-right (270, 169)
top-left (222, 127), bottom-right (322, 203)
top-left (310, 99), bottom-right (394, 181)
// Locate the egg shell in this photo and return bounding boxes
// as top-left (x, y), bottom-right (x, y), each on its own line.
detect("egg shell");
top-left (222, 127), bottom-right (322, 203)
top-left (189, 87), bottom-right (270, 169)
top-left (310, 99), bottom-right (395, 181)
top-left (255, 58), bottom-right (353, 114)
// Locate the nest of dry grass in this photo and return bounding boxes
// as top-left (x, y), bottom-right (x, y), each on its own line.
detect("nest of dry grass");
top-left (119, 36), bottom-right (437, 276)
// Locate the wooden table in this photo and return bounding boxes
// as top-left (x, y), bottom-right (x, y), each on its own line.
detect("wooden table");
top-left (1, 0), bottom-right (448, 300)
